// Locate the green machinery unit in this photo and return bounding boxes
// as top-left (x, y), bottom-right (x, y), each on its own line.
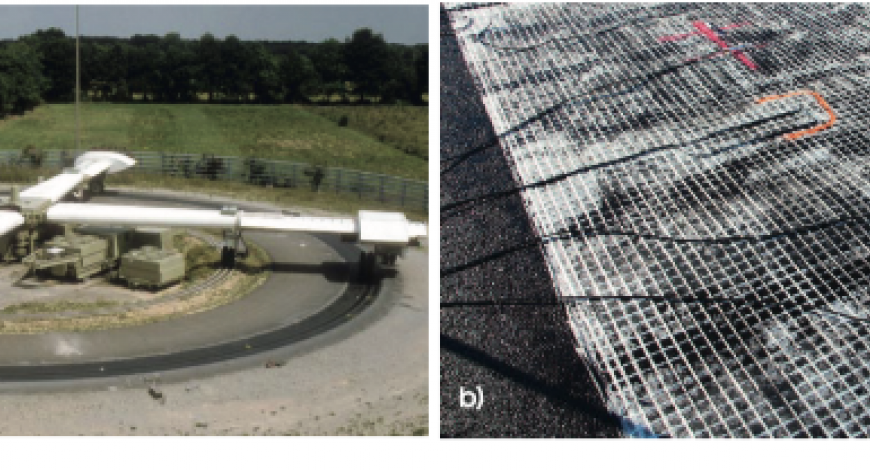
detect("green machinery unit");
top-left (35, 234), bottom-right (111, 280)
top-left (118, 246), bottom-right (186, 290)
top-left (21, 226), bottom-right (186, 288)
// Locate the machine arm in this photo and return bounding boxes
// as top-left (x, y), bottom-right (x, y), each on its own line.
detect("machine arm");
top-left (46, 203), bottom-right (427, 246)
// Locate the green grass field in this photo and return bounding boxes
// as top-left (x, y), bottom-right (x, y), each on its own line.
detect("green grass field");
top-left (304, 105), bottom-right (428, 160)
top-left (0, 104), bottom-right (427, 181)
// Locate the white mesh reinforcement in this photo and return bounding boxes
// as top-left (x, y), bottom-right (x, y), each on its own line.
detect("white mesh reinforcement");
top-left (445, 2), bottom-right (870, 437)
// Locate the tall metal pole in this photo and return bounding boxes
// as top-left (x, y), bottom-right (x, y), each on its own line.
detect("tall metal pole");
top-left (75, 5), bottom-right (80, 156)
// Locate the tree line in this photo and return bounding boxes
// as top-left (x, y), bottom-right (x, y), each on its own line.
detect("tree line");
top-left (0, 27), bottom-right (428, 116)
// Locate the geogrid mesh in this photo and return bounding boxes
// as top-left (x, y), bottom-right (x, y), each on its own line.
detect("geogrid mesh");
top-left (443, 2), bottom-right (870, 437)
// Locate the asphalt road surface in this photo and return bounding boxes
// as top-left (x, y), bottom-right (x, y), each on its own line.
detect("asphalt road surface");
top-left (440, 6), bottom-right (621, 438)
top-left (0, 190), bottom-right (376, 379)
top-left (0, 187), bottom-right (428, 435)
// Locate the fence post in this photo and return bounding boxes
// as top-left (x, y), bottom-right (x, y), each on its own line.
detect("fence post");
top-left (0, 150), bottom-right (428, 212)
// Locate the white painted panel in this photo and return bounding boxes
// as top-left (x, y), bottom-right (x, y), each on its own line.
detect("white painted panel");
top-left (0, 211), bottom-right (24, 237)
top-left (407, 222), bottom-right (428, 239)
top-left (47, 203), bottom-right (237, 229)
top-left (240, 213), bottom-right (356, 234)
top-left (48, 204), bottom-right (423, 245)
top-left (76, 160), bottom-right (112, 178)
top-left (75, 151), bottom-right (136, 174)
top-left (48, 204), bottom-right (359, 235)
top-left (357, 210), bottom-right (410, 244)
top-left (20, 173), bottom-right (85, 203)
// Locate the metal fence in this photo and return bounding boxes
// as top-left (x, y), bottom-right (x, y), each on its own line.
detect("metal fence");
top-left (0, 149), bottom-right (428, 212)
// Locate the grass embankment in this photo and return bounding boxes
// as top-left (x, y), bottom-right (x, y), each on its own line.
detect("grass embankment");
top-left (304, 106), bottom-right (428, 160)
top-left (0, 104), bottom-right (427, 181)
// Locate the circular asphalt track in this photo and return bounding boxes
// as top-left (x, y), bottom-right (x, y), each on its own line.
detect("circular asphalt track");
top-left (0, 189), bottom-right (386, 385)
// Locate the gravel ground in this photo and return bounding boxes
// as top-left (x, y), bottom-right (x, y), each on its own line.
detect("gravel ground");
top-left (0, 188), bottom-right (428, 436)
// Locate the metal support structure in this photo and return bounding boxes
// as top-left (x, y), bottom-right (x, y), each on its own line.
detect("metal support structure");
top-left (75, 5), bottom-right (81, 157)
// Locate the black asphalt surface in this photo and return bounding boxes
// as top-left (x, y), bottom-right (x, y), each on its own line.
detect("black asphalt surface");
top-left (0, 190), bottom-right (383, 385)
top-left (440, 6), bottom-right (622, 438)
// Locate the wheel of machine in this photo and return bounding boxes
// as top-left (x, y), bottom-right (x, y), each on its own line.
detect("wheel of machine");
top-left (220, 246), bottom-right (236, 268)
top-left (358, 252), bottom-right (367, 280)
top-left (358, 251), bottom-right (376, 281)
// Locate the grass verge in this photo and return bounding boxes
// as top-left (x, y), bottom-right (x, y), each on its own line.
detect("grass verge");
top-left (304, 105), bottom-right (428, 161)
top-left (0, 104), bottom-right (427, 180)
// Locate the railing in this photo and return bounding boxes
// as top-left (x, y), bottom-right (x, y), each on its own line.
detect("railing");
top-left (0, 150), bottom-right (428, 212)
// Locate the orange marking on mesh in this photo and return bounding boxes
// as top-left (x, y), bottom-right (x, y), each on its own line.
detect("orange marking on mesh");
top-left (755, 90), bottom-right (836, 140)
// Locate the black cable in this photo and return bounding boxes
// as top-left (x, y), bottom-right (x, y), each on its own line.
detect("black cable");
top-left (473, 15), bottom-right (656, 54)
top-left (441, 109), bottom-right (808, 214)
top-left (441, 20), bottom-right (790, 176)
top-left (469, 4), bottom-right (688, 54)
top-left (441, 295), bottom-right (728, 308)
top-left (441, 212), bottom-right (866, 278)
top-left (442, 295), bottom-right (870, 324)
top-left (441, 60), bottom-right (696, 176)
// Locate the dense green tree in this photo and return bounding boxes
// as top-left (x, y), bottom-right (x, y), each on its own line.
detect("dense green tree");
top-left (127, 35), bottom-right (162, 101)
top-left (21, 28), bottom-right (74, 102)
top-left (310, 38), bottom-right (347, 102)
top-left (220, 35), bottom-right (248, 102)
top-left (158, 33), bottom-right (197, 102)
top-left (196, 33), bottom-right (222, 102)
top-left (380, 44), bottom-right (419, 104)
top-left (414, 44), bottom-right (428, 104)
top-left (248, 43), bottom-right (282, 104)
top-left (280, 50), bottom-right (318, 103)
top-left (344, 28), bottom-right (391, 101)
top-left (4, 28), bottom-right (426, 106)
top-left (80, 42), bottom-right (117, 101)
top-left (0, 42), bottom-right (47, 115)
top-left (105, 43), bottom-right (131, 101)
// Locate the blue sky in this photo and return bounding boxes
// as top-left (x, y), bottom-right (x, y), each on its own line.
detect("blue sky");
top-left (0, 5), bottom-right (428, 44)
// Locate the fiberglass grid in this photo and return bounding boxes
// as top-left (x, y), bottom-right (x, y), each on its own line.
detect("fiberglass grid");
top-left (720, 223), bottom-right (870, 436)
top-left (584, 298), bottom-right (816, 431)
top-left (773, 309), bottom-right (870, 436)
top-left (456, 2), bottom-right (870, 436)
top-left (628, 242), bottom-right (796, 422)
top-left (597, 299), bottom-right (782, 437)
top-left (623, 300), bottom-right (762, 437)
top-left (584, 7), bottom-right (856, 436)
top-left (587, 299), bottom-right (710, 438)
top-left (592, 300), bottom-right (702, 437)
top-left (516, 55), bottom-right (804, 237)
top-left (792, 228), bottom-right (867, 390)
top-left (442, 8), bottom-right (624, 437)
